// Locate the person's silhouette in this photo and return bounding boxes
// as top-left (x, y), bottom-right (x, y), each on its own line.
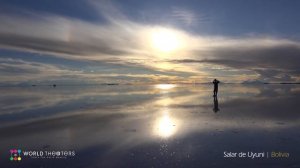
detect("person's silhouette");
top-left (212, 79), bottom-right (220, 96)
top-left (213, 95), bottom-right (220, 113)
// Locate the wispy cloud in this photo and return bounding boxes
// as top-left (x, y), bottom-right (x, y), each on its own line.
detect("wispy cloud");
top-left (171, 7), bottom-right (198, 26)
top-left (0, 58), bottom-right (189, 84)
top-left (0, 1), bottom-right (300, 83)
top-left (170, 38), bottom-right (300, 82)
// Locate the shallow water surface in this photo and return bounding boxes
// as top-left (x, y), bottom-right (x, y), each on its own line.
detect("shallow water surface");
top-left (0, 84), bottom-right (300, 167)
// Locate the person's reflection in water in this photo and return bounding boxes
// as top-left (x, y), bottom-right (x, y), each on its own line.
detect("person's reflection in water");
top-left (213, 95), bottom-right (220, 113)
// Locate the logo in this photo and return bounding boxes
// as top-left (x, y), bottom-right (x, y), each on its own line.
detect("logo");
top-left (10, 149), bottom-right (21, 161)
top-left (9, 148), bottom-right (76, 161)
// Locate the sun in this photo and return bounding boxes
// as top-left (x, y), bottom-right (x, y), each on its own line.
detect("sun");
top-left (151, 28), bottom-right (180, 52)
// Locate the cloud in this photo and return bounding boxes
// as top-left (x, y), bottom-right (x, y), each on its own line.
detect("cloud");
top-left (171, 7), bottom-right (198, 26)
top-left (0, 58), bottom-right (77, 83)
top-left (0, 33), bottom-right (130, 56)
top-left (0, 6), bottom-right (202, 77)
top-left (0, 13), bottom-right (140, 57)
top-left (0, 58), bottom-right (188, 84)
top-left (0, 1), bottom-right (300, 83)
top-left (170, 37), bottom-right (300, 82)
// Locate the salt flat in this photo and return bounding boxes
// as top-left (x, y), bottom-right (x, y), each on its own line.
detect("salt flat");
top-left (0, 84), bottom-right (299, 168)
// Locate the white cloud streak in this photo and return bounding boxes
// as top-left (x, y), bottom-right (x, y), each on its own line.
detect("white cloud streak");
top-left (0, 0), bottom-right (300, 83)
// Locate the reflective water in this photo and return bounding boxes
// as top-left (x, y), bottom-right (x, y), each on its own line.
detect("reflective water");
top-left (0, 84), bottom-right (300, 167)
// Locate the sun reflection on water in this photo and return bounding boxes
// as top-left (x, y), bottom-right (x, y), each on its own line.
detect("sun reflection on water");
top-left (155, 84), bottom-right (176, 90)
top-left (154, 110), bottom-right (178, 138)
top-left (153, 84), bottom-right (179, 138)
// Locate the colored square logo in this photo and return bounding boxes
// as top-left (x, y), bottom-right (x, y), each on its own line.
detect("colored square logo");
top-left (10, 149), bottom-right (21, 161)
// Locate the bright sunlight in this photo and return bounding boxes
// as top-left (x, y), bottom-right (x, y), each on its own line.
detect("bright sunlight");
top-left (151, 28), bottom-right (180, 52)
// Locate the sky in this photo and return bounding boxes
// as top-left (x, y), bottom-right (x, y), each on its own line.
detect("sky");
top-left (0, 0), bottom-right (300, 85)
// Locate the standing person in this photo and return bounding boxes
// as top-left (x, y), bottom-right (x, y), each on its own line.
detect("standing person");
top-left (213, 79), bottom-right (220, 96)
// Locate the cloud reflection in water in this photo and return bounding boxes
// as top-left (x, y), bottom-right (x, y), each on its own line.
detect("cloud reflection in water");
top-left (0, 84), bottom-right (300, 167)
